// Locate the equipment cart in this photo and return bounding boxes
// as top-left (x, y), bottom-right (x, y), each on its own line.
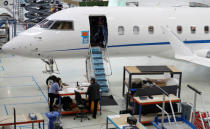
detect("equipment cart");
top-left (151, 84), bottom-right (197, 129)
top-left (187, 85), bottom-right (210, 129)
top-left (152, 113), bottom-right (198, 129)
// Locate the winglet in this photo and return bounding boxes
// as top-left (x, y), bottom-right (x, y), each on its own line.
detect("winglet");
top-left (161, 26), bottom-right (195, 60)
top-left (162, 26), bottom-right (210, 67)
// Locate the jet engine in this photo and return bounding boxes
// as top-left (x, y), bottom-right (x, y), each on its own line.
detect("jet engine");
top-left (195, 49), bottom-right (210, 58)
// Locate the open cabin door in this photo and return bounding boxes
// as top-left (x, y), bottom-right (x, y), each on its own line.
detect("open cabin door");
top-left (89, 16), bottom-right (108, 48)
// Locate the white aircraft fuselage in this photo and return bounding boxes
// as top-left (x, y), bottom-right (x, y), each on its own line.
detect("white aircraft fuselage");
top-left (3, 7), bottom-right (210, 60)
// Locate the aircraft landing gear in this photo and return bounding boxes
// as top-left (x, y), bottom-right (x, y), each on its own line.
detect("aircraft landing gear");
top-left (41, 58), bottom-right (60, 74)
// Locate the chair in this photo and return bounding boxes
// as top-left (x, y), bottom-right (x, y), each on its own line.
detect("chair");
top-left (74, 91), bottom-right (89, 122)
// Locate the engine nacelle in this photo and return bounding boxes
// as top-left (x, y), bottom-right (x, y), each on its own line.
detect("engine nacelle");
top-left (195, 49), bottom-right (210, 58)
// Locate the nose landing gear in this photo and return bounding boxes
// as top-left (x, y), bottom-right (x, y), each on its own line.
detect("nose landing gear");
top-left (41, 58), bottom-right (60, 74)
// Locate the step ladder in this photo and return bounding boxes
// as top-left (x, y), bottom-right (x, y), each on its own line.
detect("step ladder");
top-left (17, 0), bottom-right (25, 22)
top-left (90, 47), bottom-right (109, 93)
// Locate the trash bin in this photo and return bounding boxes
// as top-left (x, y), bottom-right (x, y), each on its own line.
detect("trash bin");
top-left (46, 111), bottom-right (60, 129)
top-left (181, 102), bottom-right (192, 121)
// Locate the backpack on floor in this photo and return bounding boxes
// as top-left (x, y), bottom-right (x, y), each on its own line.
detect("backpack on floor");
top-left (62, 96), bottom-right (72, 111)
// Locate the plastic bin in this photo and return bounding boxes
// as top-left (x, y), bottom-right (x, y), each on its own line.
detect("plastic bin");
top-left (46, 111), bottom-right (60, 129)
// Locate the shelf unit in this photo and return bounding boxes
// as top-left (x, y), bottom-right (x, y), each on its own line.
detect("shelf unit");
top-left (122, 65), bottom-right (182, 111)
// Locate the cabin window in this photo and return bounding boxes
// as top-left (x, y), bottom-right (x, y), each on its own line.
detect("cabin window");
top-left (118, 26), bottom-right (124, 35)
top-left (191, 26), bottom-right (196, 33)
top-left (177, 25), bottom-right (182, 33)
top-left (148, 26), bottom-right (154, 33)
top-left (50, 21), bottom-right (74, 30)
top-left (38, 20), bottom-right (54, 28)
top-left (133, 26), bottom-right (139, 35)
top-left (204, 26), bottom-right (209, 33)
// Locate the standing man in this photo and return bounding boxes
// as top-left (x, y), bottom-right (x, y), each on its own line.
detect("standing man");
top-left (87, 78), bottom-right (100, 119)
top-left (48, 77), bottom-right (63, 112)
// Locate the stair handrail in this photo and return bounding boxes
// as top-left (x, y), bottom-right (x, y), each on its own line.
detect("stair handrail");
top-left (88, 44), bottom-right (94, 78)
top-left (103, 44), bottom-right (112, 76)
top-left (85, 57), bottom-right (90, 82)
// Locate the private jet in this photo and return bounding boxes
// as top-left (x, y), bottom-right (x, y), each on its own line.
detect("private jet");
top-left (2, 6), bottom-right (210, 91)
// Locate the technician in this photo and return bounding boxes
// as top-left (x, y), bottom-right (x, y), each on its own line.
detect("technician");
top-left (86, 78), bottom-right (100, 119)
top-left (48, 77), bottom-right (63, 112)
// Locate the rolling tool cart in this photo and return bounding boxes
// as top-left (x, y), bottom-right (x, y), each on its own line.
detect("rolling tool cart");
top-left (187, 85), bottom-right (210, 129)
top-left (152, 85), bottom-right (197, 129)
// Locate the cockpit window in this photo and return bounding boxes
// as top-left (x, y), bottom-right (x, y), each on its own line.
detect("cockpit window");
top-left (37, 20), bottom-right (54, 28)
top-left (50, 21), bottom-right (74, 30)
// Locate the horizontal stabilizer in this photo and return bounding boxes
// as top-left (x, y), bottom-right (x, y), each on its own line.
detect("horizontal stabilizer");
top-left (162, 26), bottom-right (210, 67)
top-left (189, 56), bottom-right (210, 67)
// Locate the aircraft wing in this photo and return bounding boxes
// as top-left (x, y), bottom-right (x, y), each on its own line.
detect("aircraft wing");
top-left (162, 26), bottom-right (210, 67)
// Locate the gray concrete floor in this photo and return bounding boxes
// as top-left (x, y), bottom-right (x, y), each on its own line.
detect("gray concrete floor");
top-left (0, 54), bottom-right (210, 129)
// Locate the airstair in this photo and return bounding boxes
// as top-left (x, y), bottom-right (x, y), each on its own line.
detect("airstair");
top-left (86, 46), bottom-right (112, 93)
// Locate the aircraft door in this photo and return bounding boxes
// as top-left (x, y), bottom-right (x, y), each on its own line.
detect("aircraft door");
top-left (89, 16), bottom-right (108, 48)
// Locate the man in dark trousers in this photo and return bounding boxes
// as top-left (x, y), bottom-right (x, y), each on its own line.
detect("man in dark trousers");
top-left (87, 78), bottom-right (100, 119)
top-left (48, 77), bottom-right (63, 112)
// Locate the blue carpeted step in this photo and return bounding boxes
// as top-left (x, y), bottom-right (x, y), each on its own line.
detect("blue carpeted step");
top-left (96, 77), bottom-right (107, 81)
top-left (94, 67), bottom-right (104, 71)
top-left (91, 47), bottom-right (100, 52)
top-left (95, 75), bottom-right (106, 80)
top-left (97, 81), bottom-right (107, 86)
top-left (92, 54), bottom-right (102, 59)
top-left (101, 87), bottom-right (109, 93)
top-left (95, 73), bottom-right (105, 76)
top-left (95, 70), bottom-right (105, 75)
top-left (94, 65), bottom-right (104, 69)
top-left (92, 51), bottom-right (102, 54)
top-left (93, 59), bottom-right (103, 65)
top-left (99, 84), bottom-right (108, 88)
top-left (95, 69), bottom-right (105, 73)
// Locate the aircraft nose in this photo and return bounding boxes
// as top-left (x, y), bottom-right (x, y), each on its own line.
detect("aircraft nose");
top-left (1, 39), bottom-right (18, 55)
top-left (2, 43), bottom-right (11, 53)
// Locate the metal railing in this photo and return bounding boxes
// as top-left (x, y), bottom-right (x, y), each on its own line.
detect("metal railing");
top-left (85, 44), bottom-right (94, 81)
top-left (102, 43), bottom-right (112, 76)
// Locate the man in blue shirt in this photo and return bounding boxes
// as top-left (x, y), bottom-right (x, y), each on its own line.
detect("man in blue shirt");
top-left (48, 77), bottom-right (62, 112)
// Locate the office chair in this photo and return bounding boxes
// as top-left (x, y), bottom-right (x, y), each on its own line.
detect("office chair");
top-left (74, 91), bottom-right (89, 122)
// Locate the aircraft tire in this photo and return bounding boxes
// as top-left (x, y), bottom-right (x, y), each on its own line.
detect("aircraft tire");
top-left (46, 75), bottom-right (57, 86)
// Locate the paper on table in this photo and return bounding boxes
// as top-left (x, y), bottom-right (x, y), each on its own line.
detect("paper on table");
top-left (79, 82), bottom-right (90, 87)
top-left (108, 115), bottom-right (121, 119)
top-left (65, 88), bottom-right (75, 92)
top-left (152, 96), bottom-right (160, 100)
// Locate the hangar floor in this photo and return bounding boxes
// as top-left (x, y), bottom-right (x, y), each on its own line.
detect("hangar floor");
top-left (0, 54), bottom-right (210, 129)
